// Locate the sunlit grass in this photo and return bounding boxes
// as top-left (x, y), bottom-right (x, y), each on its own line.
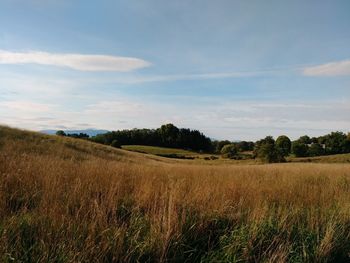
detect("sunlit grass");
top-left (1, 126), bottom-right (350, 262)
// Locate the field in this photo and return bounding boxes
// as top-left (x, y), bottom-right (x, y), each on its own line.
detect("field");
top-left (1, 126), bottom-right (350, 262)
top-left (121, 145), bottom-right (199, 159)
top-left (122, 144), bottom-right (350, 164)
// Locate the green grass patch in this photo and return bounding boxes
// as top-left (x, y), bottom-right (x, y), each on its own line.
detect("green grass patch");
top-left (121, 145), bottom-right (197, 156)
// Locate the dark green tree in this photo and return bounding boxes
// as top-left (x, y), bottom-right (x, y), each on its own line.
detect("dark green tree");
top-left (236, 141), bottom-right (255, 152)
top-left (298, 135), bottom-right (311, 144)
top-left (254, 136), bottom-right (284, 163)
top-left (56, 130), bottom-right (66, 136)
top-left (323, 131), bottom-right (349, 154)
top-left (157, 123), bottom-right (180, 147)
top-left (111, 139), bottom-right (121, 148)
top-left (308, 143), bottom-right (325, 156)
top-left (291, 141), bottom-right (309, 157)
top-left (275, 135), bottom-right (291, 157)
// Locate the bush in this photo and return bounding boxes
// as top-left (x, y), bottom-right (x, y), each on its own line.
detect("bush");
top-left (111, 140), bottom-right (121, 148)
top-left (56, 130), bottom-right (66, 136)
top-left (220, 144), bottom-right (238, 159)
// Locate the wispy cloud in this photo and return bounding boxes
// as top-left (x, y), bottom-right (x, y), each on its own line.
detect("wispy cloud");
top-left (303, 60), bottom-right (350, 76)
top-left (0, 50), bottom-right (151, 72)
top-left (0, 100), bottom-right (53, 112)
top-left (103, 67), bottom-right (297, 84)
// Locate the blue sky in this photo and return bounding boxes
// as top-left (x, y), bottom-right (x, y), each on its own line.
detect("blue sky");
top-left (0, 0), bottom-right (349, 140)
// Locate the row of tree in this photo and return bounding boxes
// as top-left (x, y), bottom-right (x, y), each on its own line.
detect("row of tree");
top-left (55, 130), bottom-right (90, 139)
top-left (89, 124), bottom-right (213, 152)
top-left (56, 124), bottom-right (350, 163)
top-left (252, 132), bottom-right (350, 162)
top-left (291, 132), bottom-right (350, 157)
top-left (210, 132), bottom-right (350, 162)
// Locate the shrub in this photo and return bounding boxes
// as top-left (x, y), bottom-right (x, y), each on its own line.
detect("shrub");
top-left (56, 130), bottom-right (66, 136)
top-left (111, 140), bottom-right (121, 148)
top-left (220, 144), bottom-right (238, 159)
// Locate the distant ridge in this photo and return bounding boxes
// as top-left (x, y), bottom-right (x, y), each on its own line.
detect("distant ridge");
top-left (40, 129), bottom-right (109, 137)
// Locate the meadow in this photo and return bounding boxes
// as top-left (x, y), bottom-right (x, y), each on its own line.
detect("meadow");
top-left (1, 126), bottom-right (350, 262)
top-left (121, 145), bottom-right (198, 159)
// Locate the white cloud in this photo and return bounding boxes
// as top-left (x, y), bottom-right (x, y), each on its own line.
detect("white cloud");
top-left (0, 50), bottom-right (151, 72)
top-left (303, 60), bottom-right (350, 76)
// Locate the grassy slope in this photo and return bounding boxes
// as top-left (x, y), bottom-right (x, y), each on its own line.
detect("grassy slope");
top-left (0, 125), bottom-right (173, 165)
top-left (122, 145), bottom-right (197, 156)
top-left (121, 145), bottom-right (263, 164)
top-left (1, 126), bottom-right (350, 262)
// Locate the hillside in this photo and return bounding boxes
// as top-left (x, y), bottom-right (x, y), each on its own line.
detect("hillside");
top-left (0, 126), bottom-right (168, 165)
top-left (1, 126), bottom-right (350, 262)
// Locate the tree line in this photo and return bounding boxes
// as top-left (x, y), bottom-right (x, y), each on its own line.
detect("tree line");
top-left (89, 123), bottom-right (213, 152)
top-left (56, 124), bottom-right (350, 163)
top-left (217, 132), bottom-right (350, 163)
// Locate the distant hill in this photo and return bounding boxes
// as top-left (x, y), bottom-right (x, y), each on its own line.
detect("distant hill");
top-left (40, 129), bottom-right (109, 137)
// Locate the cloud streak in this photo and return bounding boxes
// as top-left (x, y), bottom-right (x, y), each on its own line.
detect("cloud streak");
top-left (0, 100), bottom-right (54, 112)
top-left (102, 67), bottom-right (298, 84)
top-left (303, 60), bottom-right (350, 76)
top-left (0, 50), bottom-right (151, 72)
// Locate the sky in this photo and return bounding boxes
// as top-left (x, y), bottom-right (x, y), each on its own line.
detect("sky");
top-left (0, 0), bottom-right (349, 141)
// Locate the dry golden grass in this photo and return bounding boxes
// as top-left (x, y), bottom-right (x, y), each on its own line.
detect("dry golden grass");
top-left (1, 126), bottom-right (350, 262)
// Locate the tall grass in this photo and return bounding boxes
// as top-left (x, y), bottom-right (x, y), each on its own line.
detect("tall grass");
top-left (1, 126), bottom-right (350, 262)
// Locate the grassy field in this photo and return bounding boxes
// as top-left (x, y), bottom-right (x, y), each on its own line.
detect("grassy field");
top-left (122, 145), bottom-right (198, 157)
top-left (123, 144), bottom-right (350, 164)
top-left (1, 126), bottom-right (350, 262)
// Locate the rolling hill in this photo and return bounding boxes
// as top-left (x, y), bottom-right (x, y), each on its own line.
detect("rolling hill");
top-left (1, 125), bottom-right (350, 262)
